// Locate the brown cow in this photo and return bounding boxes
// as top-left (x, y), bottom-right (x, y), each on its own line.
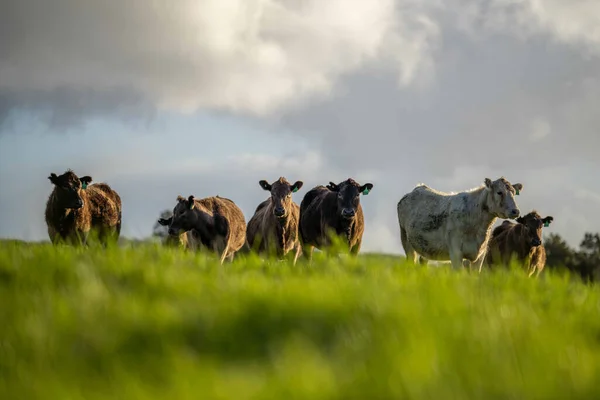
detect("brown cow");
top-left (246, 177), bottom-right (304, 263)
top-left (299, 178), bottom-right (373, 260)
top-left (166, 195), bottom-right (247, 264)
top-left (485, 210), bottom-right (554, 277)
top-left (45, 170), bottom-right (122, 246)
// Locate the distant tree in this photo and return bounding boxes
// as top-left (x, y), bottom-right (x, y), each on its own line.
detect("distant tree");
top-left (152, 209), bottom-right (172, 239)
top-left (544, 233), bottom-right (575, 270)
top-left (573, 233), bottom-right (600, 283)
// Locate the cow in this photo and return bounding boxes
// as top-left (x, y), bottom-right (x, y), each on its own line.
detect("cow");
top-left (246, 177), bottom-right (304, 263)
top-left (157, 216), bottom-right (196, 249)
top-left (396, 177), bottom-right (523, 270)
top-left (485, 211), bottom-right (554, 277)
top-left (166, 195), bottom-right (247, 264)
top-left (45, 169), bottom-right (122, 246)
top-left (299, 178), bottom-right (373, 260)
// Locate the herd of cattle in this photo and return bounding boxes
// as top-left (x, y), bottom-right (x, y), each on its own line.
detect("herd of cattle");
top-left (45, 170), bottom-right (554, 276)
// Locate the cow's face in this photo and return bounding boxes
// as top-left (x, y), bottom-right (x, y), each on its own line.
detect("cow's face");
top-left (48, 170), bottom-right (92, 209)
top-left (516, 212), bottom-right (553, 247)
top-left (484, 177), bottom-right (523, 219)
top-left (259, 177), bottom-right (303, 219)
top-left (168, 195), bottom-right (197, 235)
top-left (327, 178), bottom-right (374, 219)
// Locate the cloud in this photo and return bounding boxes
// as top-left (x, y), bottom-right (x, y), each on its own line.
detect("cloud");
top-left (0, 0), bottom-right (440, 124)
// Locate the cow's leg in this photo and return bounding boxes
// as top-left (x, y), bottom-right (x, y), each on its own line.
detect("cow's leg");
top-left (350, 238), bottom-right (362, 256)
top-left (418, 256), bottom-right (428, 265)
top-left (292, 243), bottom-right (302, 266)
top-left (301, 243), bottom-right (314, 262)
top-left (448, 240), bottom-right (464, 270)
top-left (400, 227), bottom-right (418, 263)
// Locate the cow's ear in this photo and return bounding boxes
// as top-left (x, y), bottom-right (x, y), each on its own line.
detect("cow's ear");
top-left (187, 195), bottom-right (195, 210)
top-left (158, 217), bottom-right (172, 226)
top-left (291, 181), bottom-right (303, 193)
top-left (259, 180), bottom-right (272, 191)
top-left (484, 178), bottom-right (493, 190)
top-left (327, 182), bottom-right (339, 191)
top-left (176, 195), bottom-right (186, 202)
top-left (79, 176), bottom-right (92, 189)
top-left (512, 183), bottom-right (523, 195)
top-left (48, 173), bottom-right (59, 185)
top-left (360, 183), bottom-right (374, 195)
top-left (516, 217), bottom-right (525, 224)
top-left (542, 216), bottom-right (553, 227)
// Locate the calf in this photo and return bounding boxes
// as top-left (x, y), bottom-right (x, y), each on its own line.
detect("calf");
top-left (166, 195), bottom-right (247, 264)
top-left (486, 211), bottom-right (554, 277)
top-left (299, 178), bottom-right (373, 260)
top-left (246, 177), bottom-right (304, 263)
top-left (396, 177), bottom-right (523, 270)
top-left (45, 170), bottom-right (122, 246)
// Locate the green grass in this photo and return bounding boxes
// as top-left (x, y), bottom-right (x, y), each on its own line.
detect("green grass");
top-left (1, 241), bottom-right (599, 399)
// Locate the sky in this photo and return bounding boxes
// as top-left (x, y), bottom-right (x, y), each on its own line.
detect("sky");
top-left (1, 0), bottom-right (599, 254)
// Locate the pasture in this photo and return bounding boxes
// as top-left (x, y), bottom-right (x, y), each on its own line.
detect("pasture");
top-left (1, 241), bottom-right (600, 399)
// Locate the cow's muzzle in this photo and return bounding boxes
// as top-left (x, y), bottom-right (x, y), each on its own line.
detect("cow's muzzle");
top-left (341, 208), bottom-right (355, 219)
top-left (274, 206), bottom-right (286, 218)
top-left (531, 238), bottom-right (542, 247)
top-left (72, 199), bottom-right (84, 209)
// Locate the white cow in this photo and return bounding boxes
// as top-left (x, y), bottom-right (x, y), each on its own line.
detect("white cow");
top-left (396, 177), bottom-right (523, 270)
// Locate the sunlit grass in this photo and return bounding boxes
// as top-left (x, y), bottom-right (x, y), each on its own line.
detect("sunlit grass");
top-left (0, 241), bottom-right (599, 399)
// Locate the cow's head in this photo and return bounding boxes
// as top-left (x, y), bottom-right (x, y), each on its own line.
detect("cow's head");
top-left (259, 177), bottom-right (303, 219)
top-left (327, 178), bottom-right (374, 220)
top-left (48, 170), bottom-right (92, 209)
top-left (167, 195), bottom-right (197, 236)
top-left (484, 177), bottom-right (523, 219)
top-left (516, 211), bottom-right (553, 247)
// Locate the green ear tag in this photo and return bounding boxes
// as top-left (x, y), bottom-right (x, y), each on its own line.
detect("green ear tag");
top-left (81, 183), bottom-right (87, 190)
top-left (363, 188), bottom-right (370, 195)
top-left (544, 221), bottom-right (549, 227)
top-left (292, 187), bottom-right (298, 193)
top-left (515, 190), bottom-right (519, 195)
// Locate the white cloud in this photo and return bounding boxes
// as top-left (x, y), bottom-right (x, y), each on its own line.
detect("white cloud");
top-left (0, 0), bottom-right (440, 118)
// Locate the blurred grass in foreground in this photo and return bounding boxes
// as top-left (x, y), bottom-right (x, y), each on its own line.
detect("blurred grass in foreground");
top-left (1, 241), bottom-right (600, 399)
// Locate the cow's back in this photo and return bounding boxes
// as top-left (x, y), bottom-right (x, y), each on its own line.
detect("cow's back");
top-left (246, 198), bottom-right (272, 249)
top-left (486, 223), bottom-right (520, 266)
top-left (397, 185), bottom-right (454, 225)
top-left (86, 183), bottom-right (121, 229)
top-left (205, 196), bottom-right (247, 252)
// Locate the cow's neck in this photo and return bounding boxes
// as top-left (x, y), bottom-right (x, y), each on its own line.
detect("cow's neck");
top-left (190, 208), bottom-right (216, 237)
top-left (470, 188), bottom-right (498, 236)
top-left (335, 214), bottom-right (354, 242)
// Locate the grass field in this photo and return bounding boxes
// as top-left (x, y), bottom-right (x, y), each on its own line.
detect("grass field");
top-left (1, 241), bottom-right (600, 399)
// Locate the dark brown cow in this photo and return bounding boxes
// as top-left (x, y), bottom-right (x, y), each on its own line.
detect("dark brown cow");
top-left (485, 210), bottom-right (554, 277)
top-left (246, 177), bottom-right (304, 263)
top-left (166, 195), bottom-right (247, 264)
top-left (299, 178), bottom-right (373, 260)
top-left (45, 170), bottom-right (122, 246)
